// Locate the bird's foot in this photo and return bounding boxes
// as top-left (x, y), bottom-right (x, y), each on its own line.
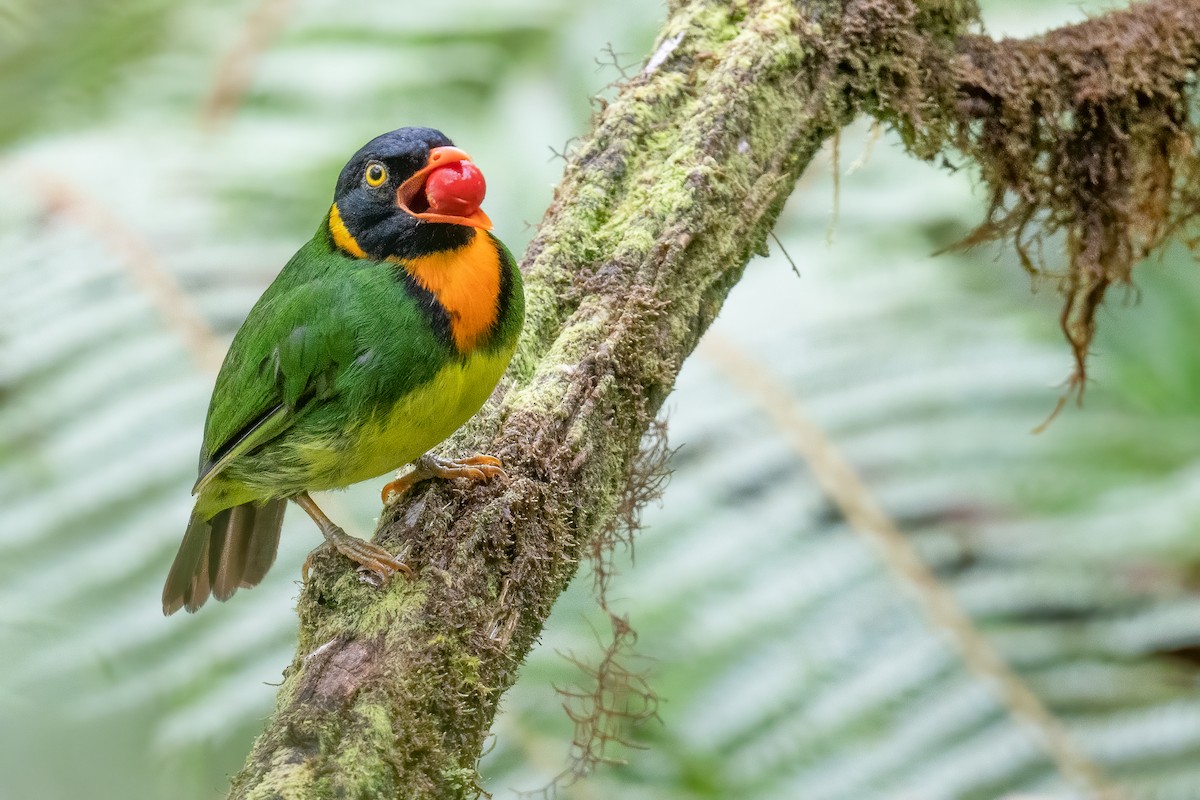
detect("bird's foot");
top-left (302, 525), bottom-right (411, 583)
top-left (381, 453), bottom-right (506, 506)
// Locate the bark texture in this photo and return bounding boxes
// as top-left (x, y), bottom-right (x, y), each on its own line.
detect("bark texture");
top-left (227, 1), bottom-right (1200, 797)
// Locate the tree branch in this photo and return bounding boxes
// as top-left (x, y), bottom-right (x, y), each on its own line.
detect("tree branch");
top-left (227, 0), bottom-right (1200, 797)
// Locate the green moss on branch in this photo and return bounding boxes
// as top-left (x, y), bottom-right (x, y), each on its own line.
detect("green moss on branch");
top-left (215, 0), bottom-right (1200, 796)
top-left (229, 1), bottom-right (897, 795)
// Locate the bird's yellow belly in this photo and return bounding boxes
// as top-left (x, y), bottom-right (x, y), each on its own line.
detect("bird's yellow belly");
top-left (310, 348), bottom-right (515, 488)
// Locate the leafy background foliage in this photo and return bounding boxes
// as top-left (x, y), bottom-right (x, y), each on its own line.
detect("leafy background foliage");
top-left (3, 1), bottom-right (1199, 798)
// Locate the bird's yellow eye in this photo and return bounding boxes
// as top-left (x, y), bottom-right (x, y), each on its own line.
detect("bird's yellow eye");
top-left (365, 162), bottom-right (388, 187)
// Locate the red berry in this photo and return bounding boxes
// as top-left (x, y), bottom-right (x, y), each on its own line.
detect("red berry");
top-left (424, 162), bottom-right (486, 217)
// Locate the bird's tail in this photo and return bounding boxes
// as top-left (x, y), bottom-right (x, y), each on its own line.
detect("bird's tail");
top-left (162, 499), bottom-right (287, 615)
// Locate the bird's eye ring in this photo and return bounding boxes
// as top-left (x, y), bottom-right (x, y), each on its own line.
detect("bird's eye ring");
top-left (365, 162), bottom-right (388, 187)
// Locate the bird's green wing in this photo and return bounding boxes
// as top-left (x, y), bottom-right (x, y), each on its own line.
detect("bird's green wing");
top-left (193, 279), bottom-right (359, 494)
top-left (191, 405), bottom-right (290, 494)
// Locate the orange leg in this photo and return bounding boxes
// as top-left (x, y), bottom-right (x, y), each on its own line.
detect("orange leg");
top-left (381, 453), bottom-right (506, 506)
top-left (294, 491), bottom-right (412, 582)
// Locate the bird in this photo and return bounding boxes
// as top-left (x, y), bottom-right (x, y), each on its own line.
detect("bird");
top-left (162, 127), bottom-right (524, 615)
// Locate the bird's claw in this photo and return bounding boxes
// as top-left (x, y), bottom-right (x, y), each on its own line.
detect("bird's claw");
top-left (338, 537), bottom-right (412, 582)
top-left (301, 547), bottom-right (322, 582)
top-left (436, 455), bottom-right (506, 483)
top-left (381, 453), bottom-right (507, 506)
top-left (302, 528), bottom-right (412, 583)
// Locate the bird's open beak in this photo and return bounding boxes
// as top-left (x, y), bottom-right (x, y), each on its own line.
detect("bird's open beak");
top-left (395, 146), bottom-right (493, 230)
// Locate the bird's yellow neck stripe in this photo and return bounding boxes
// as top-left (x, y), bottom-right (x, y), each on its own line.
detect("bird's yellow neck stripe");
top-left (329, 204), bottom-right (367, 259)
top-left (390, 233), bottom-right (500, 354)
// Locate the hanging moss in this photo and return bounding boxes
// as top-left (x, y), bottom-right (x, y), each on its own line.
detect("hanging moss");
top-left (876, 0), bottom-right (1200, 395)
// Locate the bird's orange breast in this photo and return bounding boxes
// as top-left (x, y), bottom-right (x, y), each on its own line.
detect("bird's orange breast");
top-left (390, 233), bottom-right (501, 353)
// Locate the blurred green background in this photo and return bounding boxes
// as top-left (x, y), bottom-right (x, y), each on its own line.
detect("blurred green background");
top-left (4, 1), bottom-right (1200, 798)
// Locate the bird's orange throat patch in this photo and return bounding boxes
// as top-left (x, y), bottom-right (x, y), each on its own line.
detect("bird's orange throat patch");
top-left (328, 204), bottom-right (367, 259)
top-left (393, 233), bottom-right (501, 353)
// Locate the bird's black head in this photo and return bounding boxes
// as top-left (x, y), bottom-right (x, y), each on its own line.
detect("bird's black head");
top-left (328, 127), bottom-right (492, 261)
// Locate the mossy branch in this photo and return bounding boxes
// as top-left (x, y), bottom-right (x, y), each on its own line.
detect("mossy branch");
top-left (227, 1), bottom-right (1200, 797)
